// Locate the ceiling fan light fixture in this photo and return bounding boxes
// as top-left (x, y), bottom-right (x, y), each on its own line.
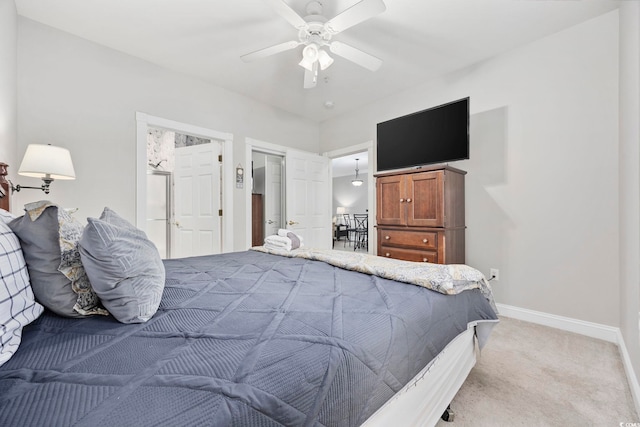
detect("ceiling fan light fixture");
top-left (299, 43), bottom-right (319, 71)
top-left (245, 0), bottom-right (387, 89)
top-left (317, 49), bottom-right (334, 70)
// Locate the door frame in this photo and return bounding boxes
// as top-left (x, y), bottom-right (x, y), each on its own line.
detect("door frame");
top-left (135, 112), bottom-right (234, 253)
top-left (323, 141), bottom-right (375, 253)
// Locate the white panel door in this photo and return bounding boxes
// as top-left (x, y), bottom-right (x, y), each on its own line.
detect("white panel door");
top-left (264, 155), bottom-right (283, 238)
top-left (285, 149), bottom-right (331, 249)
top-left (173, 142), bottom-right (221, 258)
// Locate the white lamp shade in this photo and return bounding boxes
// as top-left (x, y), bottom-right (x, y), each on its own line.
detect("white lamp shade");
top-left (317, 49), bottom-right (334, 70)
top-left (298, 44), bottom-right (319, 71)
top-left (336, 206), bottom-right (346, 215)
top-left (18, 144), bottom-right (76, 180)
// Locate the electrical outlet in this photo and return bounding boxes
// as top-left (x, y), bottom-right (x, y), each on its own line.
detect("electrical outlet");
top-left (490, 268), bottom-right (499, 281)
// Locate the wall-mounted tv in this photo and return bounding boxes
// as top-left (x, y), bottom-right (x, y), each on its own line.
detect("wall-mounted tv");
top-left (376, 97), bottom-right (469, 172)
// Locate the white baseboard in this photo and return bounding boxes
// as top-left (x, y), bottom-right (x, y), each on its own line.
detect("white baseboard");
top-left (495, 303), bottom-right (619, 342)
top-left (617, 329), bottom-right (640, 419)
top-left (496, 303), bottom-right (640, 417)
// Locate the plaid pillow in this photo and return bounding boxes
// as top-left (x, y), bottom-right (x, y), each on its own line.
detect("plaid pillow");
top-left (0, 221), bottom-right (43, 366)
top-left (0, 208), bottom-right (16, 225)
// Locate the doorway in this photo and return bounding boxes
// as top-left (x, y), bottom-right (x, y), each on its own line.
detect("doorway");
top-left (324, 142), bottom-right (375, 253)
top-left (251, 152), bottom-right (285, 246)
top-left (245, 138), bottom-right (332, 250)
top-left (146, 127), bottom-right (223, 258)
top-left (135, 112), bottom-right (234, 256)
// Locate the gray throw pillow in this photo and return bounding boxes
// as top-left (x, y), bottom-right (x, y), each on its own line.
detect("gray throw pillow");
top-left (8, 203), bottom-right (104, 318)
top-left (79, 208), bottom-right (165, 323)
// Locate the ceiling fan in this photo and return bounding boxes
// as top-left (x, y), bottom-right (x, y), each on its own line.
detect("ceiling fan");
top-left (241, 0), bottom-right (386, 89)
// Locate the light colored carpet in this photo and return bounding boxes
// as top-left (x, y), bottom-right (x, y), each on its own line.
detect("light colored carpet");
top-left (435, 316), bottom-right (639, 426)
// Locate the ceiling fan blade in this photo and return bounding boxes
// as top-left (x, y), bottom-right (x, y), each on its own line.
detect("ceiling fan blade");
top-left (303, 62), bottom-right (318, 89)
top-left (329, 41), bottom-right (382, 71)
top-left (241, 40), bottom-right (300, 62)
top-left (265, 0), bottom-right (307, 29)
top-left (325, 0), bottom-right (386, 34)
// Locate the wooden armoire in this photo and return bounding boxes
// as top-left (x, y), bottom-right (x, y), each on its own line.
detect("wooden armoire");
top-left (375, 165), bottom-right (466, 264)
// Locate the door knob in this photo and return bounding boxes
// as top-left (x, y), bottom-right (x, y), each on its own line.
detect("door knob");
top-left (266, 220), bottom-right (274, 224)
top-left (288, 220), bottom-right (299, 226)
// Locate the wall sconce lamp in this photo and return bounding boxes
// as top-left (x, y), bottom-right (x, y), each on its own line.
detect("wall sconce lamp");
top-left (10, 144), bottom-right (76, 194)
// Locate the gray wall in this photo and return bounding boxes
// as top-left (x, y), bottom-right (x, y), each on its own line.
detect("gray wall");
top-left (15, 17), bottom-right (319, 250)
top-left (0, 0), bottom-right (17, 167)
top-left (618, 1), bottom-right (640, 400)
top-left (332, 174), bottom-right (368, 222)
top-left (320, 11), bottom-right (621, 328)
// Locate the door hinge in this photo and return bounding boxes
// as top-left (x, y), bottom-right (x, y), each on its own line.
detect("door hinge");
top-left (218, 154), bottom-right (222, 162)
top-left (218, 209), bottom-right (223, 216)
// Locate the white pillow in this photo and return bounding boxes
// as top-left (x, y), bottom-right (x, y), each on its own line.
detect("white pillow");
top-left (0, 208), bottom-right (16, 225)
top-left (0, 221), bottom-right (44, 366)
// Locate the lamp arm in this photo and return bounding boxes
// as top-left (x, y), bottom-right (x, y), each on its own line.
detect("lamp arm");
top-left (8, 177), bottom-right (53, 195)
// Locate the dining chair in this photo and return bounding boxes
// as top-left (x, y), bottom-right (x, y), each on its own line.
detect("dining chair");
top-left (343, 214), bottom-right (356, 247)
top-left (352, 214), bottom-right (368, 251)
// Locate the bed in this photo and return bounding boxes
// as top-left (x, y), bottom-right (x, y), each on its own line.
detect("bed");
top-left (0, 202), bottom-right (498, 427)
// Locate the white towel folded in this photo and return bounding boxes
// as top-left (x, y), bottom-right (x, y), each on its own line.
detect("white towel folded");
top-left (265, 235), bottom-right (290, 247)
top-left (264, 233), bottom-right (303, 251)
top-left (277, 229), bottom-right (303, 242)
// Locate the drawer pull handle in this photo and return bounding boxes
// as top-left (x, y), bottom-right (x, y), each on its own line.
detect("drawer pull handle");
top-left (385, 235), bottom-right (390, 240)
top-left (423, 238), bottom-right (428, 243)
top-left (385, 253), bottom-right (390, 257)
top-left (423, 258), bottom-right (428, 262)
top-left (407, 198), bottom-right (412, 203)
top-left (399, 198), bottom-right (404, 202)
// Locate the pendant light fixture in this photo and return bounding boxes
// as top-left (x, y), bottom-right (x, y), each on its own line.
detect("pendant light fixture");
top-left (352, 158), bottom-right (363, 187)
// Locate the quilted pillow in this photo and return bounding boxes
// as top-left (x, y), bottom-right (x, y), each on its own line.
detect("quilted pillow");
top-left (79, 207), bottom-right (165, 324)
top-left (0, 221), bottom-right (44, 367)
top-left (8, 201), bottom-right (106, 318)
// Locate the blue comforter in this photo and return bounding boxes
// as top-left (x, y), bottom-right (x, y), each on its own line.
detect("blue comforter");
top-left (0, 251), bottom-right (497, 426)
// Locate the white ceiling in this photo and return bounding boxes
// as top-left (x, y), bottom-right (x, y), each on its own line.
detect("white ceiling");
top-left (331, 151), bottom-right (368, 178)
top-left (15, 0), bottom-right (619, 123)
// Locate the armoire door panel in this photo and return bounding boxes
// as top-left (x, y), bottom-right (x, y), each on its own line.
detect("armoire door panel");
top-left (406, 171), bottom-right (443, 227)
top-left (376, 175), bottom-right (405, 226)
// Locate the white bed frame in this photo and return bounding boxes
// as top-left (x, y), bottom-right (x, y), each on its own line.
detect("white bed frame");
top-left (363, 320), bottom-right (498, 427)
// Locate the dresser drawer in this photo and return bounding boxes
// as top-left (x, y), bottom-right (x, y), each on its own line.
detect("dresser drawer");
top-left (378, 229), bottom-right (437, 250)
top-left (379, 246), bottom-right (438, 263)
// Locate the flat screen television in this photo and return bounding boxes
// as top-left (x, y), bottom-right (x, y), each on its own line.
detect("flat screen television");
top-left (376, 97), bottom-right (469, 172)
